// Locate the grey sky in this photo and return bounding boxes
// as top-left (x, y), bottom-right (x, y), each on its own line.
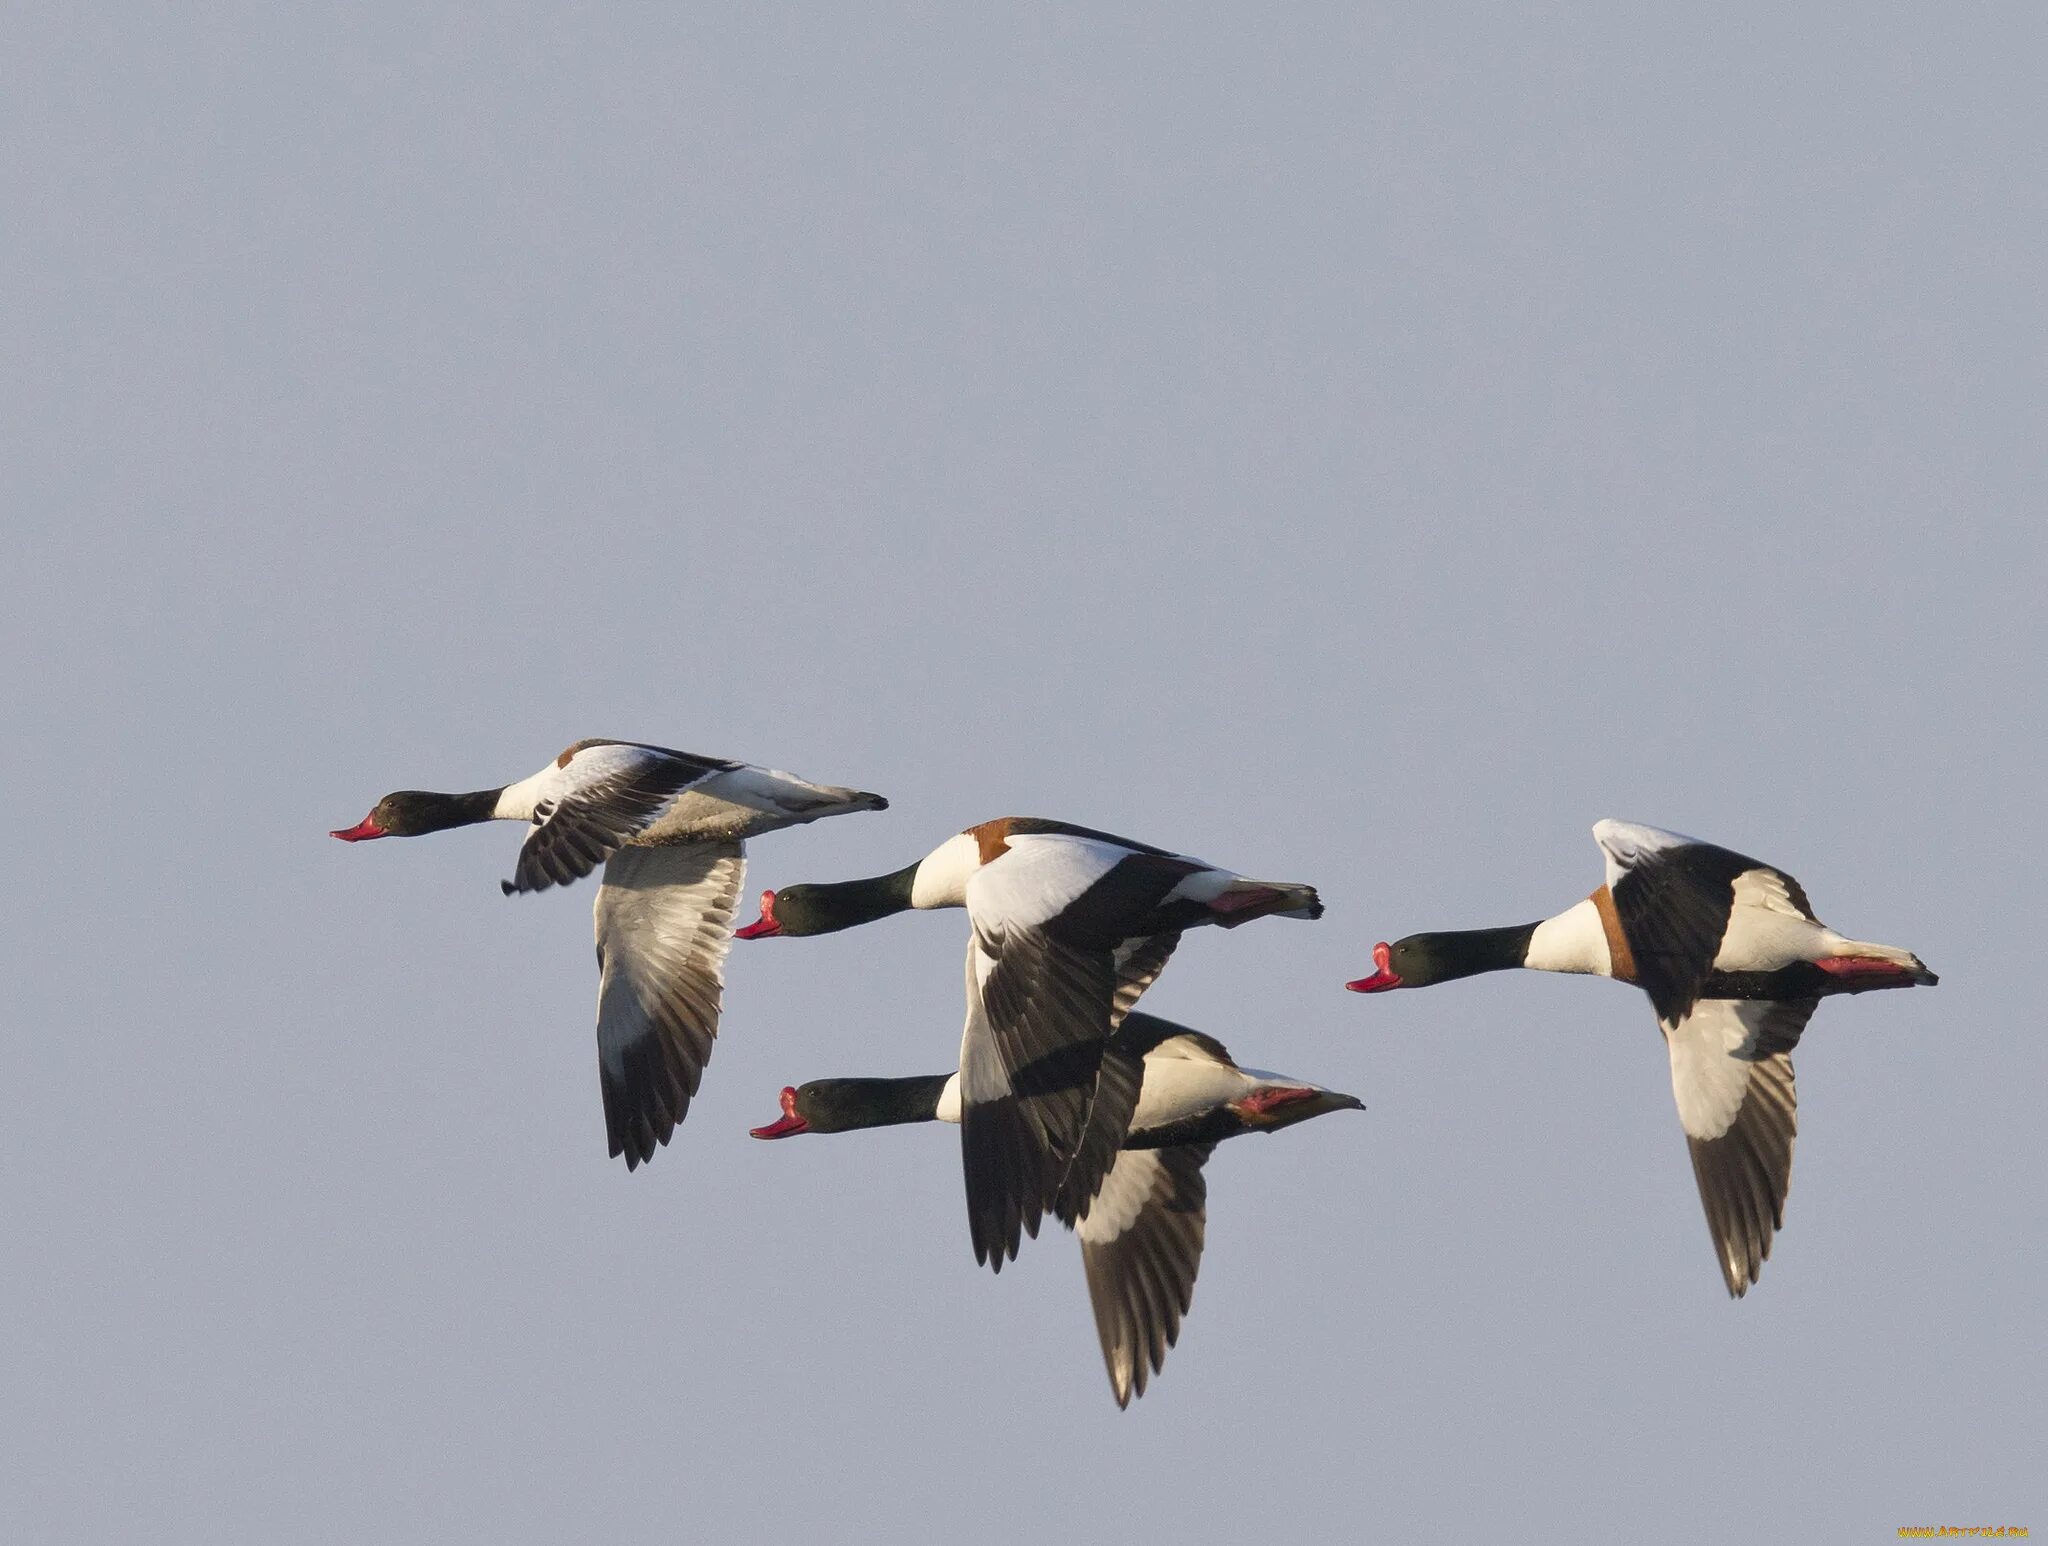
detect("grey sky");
top-left (4, 5), bottom-right (2042, 1542)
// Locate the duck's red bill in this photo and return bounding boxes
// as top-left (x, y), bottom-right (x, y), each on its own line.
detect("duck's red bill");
top-left (330, 819), bottom-right (387, 842)
top-left (750, 1086), bottom-right (809, 1138)
top-left (734, 890), bottom-right (781, 940)
top-left (1346, 941), bottom-right (1401, 993)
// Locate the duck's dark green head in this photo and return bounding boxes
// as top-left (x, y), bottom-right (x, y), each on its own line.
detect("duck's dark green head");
top-left (733, 866), bottom-right (922, 940)
top-left (330, 788), bottom-right (498, 841)
top-left (749, 1083), bottom-right (819, 1136)
top-left (1347, 925), bottom-right (1537, 992)
top-left (734, 885), bottom-right (831, 939)
top-left (749, 1076), bottom-right (948, 1137)
top-left (1347, 936), bottom-right (1423, 992)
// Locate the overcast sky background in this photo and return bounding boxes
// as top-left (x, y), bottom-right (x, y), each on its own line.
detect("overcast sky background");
top-left (4, 5), bottom-right (2043, 1542)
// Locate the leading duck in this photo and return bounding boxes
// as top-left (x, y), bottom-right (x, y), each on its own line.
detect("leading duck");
top-left (1348, 819), bottom-right (1936, 1295)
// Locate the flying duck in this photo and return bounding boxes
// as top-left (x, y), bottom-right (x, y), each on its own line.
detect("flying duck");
top-left (734, 817), bottom-right (1323, 1270)
top-left (331, 739), bottom-right (887, 1168)
top-left (1347, 818), bottom-right (1937, 1295)
top-left (750, 1009), bottom-right (1363, 1406)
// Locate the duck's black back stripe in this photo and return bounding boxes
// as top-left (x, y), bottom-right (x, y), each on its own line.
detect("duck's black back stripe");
top-left (1611, 842), bottom-right (1755, 1024)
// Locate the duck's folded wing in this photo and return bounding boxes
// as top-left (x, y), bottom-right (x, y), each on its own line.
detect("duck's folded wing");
top-left (1078, 1144), bottom-right (1213, 1408)
top-left (1596, 819), bottom-right (1792, 1024)
top-left (507, 745), bottom-right (729, 895)
top-left (1663, 996), bottom-right (1816, 1296)
top-left (959, 922), bottom-right (1125, 1270)
top-left (592, 841), bottom-right (745, 1168)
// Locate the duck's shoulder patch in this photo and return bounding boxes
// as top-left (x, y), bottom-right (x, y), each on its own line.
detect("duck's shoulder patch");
top-left (968, 817), bottom-right (1017, 865)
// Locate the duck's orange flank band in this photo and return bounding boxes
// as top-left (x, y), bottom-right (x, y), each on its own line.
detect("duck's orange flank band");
top-left (1591, 885), bottom-right (1637, 984)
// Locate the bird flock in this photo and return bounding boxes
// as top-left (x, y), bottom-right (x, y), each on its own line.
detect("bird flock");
top-left (333, 737), bottom-right (1937, 1407)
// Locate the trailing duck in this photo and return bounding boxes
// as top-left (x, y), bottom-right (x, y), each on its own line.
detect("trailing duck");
top-left (332, 738), bottom-right (887, 1168)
